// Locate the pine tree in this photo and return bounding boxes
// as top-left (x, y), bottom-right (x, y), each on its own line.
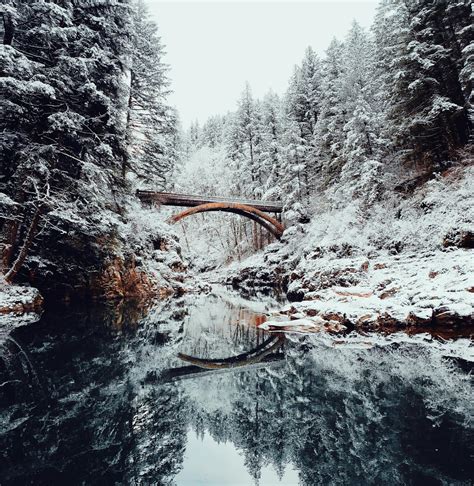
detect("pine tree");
top-left (238, 82), bottom-right (258, 193)
top-left (201, 115), bottom-right (226, 148)
top-left (226, 83), bottom-right (263, 198)
top-left (376, 0), bottom-right (471, 172)
top-left (126, 0), bottom-right (178, 189)
top-left (260, 91), bottom-right (284, 199)
top-left (281, 117), bottom-right (307, 204)
top-left (337, 22), bottom-right (384, 204)
top-left (287, 47), bottom-right (322, 141)
top-left (285, 47), bottom-right (322, 199)
top-left (314, 38), bottom-right (346, 184)
top-left (450, 2), bottom-right (473, 128)
top-left (0, 0), bottom-right (134, 288)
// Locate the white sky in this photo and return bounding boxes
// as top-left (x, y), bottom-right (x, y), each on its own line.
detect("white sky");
top-left (145, 1), bottom-right (379, 128)
top-left (175, 429), bottom-right (300, 484)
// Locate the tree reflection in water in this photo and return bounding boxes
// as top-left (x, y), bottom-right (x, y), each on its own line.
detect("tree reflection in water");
top-left (0, 290), bottom-right (472, 485)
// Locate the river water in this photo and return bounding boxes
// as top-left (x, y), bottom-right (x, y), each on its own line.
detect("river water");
top-left (0, 287), bottom-right (473, 485)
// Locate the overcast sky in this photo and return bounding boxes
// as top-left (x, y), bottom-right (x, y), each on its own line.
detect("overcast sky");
top-left (145, 1), bottom-right (379, 128)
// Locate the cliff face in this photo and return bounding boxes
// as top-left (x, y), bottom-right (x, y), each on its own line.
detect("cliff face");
top-left (16, 201), bottom-right (189, 302)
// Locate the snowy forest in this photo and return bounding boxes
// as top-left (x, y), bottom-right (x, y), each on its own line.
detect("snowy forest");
top-left (0, 0), bottom-right (473, 312)
top-left (1, 1), bottom-right (473, 484)
top-left (177, 3), bottom-right (473, 268)
top-left (1, 0), bottom-right (181, 300)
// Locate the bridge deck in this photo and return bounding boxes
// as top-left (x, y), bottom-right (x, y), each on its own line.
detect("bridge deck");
top-left (137, 190), bottom-right (283, 213)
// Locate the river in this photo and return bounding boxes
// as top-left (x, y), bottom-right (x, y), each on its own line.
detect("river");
top-left (0, 287), bottom-right (473, 485)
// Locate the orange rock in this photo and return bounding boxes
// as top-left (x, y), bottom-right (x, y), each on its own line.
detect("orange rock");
top-left (432, 307), bottom-right (473, 326)
top-left (406, 311), bottom-right (432, 326)
top-left (322, 312), bottom-right (345, 323)
top-left (376, 313), bottom-right (402, 328)
top-left (90, 256), bottom-right (166, 300)
top-left (357, 314), bottom-right (374, 324)
top-left (0, 292), bottom-right (43, 314)
top-left (253, 315), bottom-right (267, 326)
top-left (443, 230), bottom-right (474, 249)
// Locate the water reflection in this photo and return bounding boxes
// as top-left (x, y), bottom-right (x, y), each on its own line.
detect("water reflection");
top-left (0, 289), bottom-right (472, 485)
top-left (176, 429), bottom-right (299, 485)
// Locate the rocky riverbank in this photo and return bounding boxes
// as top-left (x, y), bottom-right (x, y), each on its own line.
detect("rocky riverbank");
top-left (222, 165), bottom-right (474, 333)
top-left (0, 284), bottom-right (43, 314)
top-left (223, 247), bottom-right (473, 333)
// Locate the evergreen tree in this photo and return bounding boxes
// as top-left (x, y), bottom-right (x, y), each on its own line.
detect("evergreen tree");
top-left (287, 47), bottom-right (322, 141)
top-left (338, 22), bottom-right (384, 204)
top-left (260, 91), bottom-right (284, 199)
top-left (281, 116), bottom-right (307, 204)
top-left (375, 0), bottom-right (471, 171)
top-left (1, 1), bottom-right (134, 285)
top-left (450, 2), bottom-right (473, 127)
top-left (201, 115), bottom-right (226, 148)
top-left (285, 47), bottom-right (322, 199)
top-left (226, 83), bottom-right (263, 198)
top-left (126, 0), bottom-right (179, 189)
top-left (314, 38), bottom-right (346, 184)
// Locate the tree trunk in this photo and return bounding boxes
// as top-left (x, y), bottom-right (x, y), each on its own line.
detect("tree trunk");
top-left (122, 78), bottom-right (134, 180)
top-left (4, 205), bottom-right (43, 283)
top-left (3, 12), bottom-right (15, 45)
top-left (1, 218), bottom-right (20, 273)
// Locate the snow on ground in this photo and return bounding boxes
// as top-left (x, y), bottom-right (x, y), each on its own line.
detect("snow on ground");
top-left (223, 165), bottom-right (474, 331)
top-left (0, 283), bottom-right (43, 314)
top-left (261, 248), bottom-right (474, 331)
top-left (0, 284), bottom-right (43, 346)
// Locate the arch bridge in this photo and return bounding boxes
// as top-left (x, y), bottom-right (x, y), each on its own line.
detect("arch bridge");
top-left (137, 190), bottom-right (285, 238)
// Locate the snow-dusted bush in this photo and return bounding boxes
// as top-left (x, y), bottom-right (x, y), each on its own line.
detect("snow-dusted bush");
top-left (302, 164), bottom-right (474, 255)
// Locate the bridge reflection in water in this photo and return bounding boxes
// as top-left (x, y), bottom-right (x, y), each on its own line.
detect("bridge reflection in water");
top-left (159, 334), bottom-right (285, 383)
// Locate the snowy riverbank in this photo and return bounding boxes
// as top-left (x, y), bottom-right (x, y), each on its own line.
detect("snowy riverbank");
top-left (0, 284), bottom-right (43, 315)
top-left (223, 165), bottom-right (474, 331)
top-left (225, 247), bottom-right (473, 332)
top-left (0, 284), bottom-right (43, 347)
top-left (267, 248), bottom-right (473, 331)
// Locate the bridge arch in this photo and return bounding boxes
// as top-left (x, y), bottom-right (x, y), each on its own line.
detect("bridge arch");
top-left (177, 335), bottom-right (285, 370)
top-left (169, 202), bottom-right (284, 239)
